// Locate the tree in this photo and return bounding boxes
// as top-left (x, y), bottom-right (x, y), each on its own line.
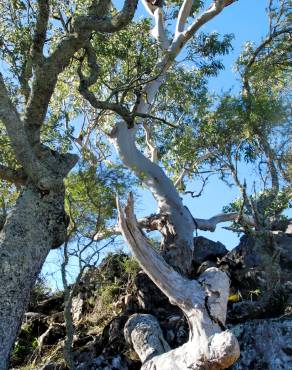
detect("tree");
top-left (76, 1), bottom-right (245, 368)
top-left (0, 0), bottom-right (137, 367)
top-left (77, 0), bottom-right (290, 368)
top-left (1, 0), bottom-right (290, 369)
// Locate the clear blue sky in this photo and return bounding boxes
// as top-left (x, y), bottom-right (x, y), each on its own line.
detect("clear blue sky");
top-left (42, 0), bottom-right (279, 289)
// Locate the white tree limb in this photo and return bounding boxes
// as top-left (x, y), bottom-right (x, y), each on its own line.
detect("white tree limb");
top-left (175, 0), bottom-right (194, 36)
top-left (195, 212), bottom-right (255, 232)
top-left (110, 121), bottom-right (195, 272)
top-left (183, 1), bottom-right (235, 44)
top-left (151, 8), bottom-right (170, 50)
top-left (118, 194), bottom-right (240, 369)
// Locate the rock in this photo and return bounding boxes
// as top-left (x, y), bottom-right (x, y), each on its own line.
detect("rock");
top-left (285, 222), bottom-right (292, 235)
top-left (220, 233), bottom-right (292, 298)
top-left (196, 260), bottom-right (217, 275)
top-left (76, 354), bottom-right (129, 370)
top-left (134, 272), bottom-right (171, 311)
top-left (164, 314), bottom-right (188, 347)
top-left (100, 314), bottom-right (131, 355)
top-left (34, 294), bottom-right (64, 315)
top-left (36, 363), bottom-right (60, 370)
top-left (193, 236), bottom-right (228, 266)
top-left (72, 294), bottom-right (84, 323)
top-left (24, 312), bottom-right (47, 321)
top-left (38, 323), bottom-right (65, 347)
top-left (227, 284), bottom-right (290, 324)
top-left (230, 318), bottom-right (292, 370)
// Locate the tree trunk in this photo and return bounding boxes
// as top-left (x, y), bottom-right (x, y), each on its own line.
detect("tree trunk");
top-left (0, 184), bottom-right (67, 370)
top-left (111, 121), bottom-right (195, 275)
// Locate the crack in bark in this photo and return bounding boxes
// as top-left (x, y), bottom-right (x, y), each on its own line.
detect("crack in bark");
top-left (204, 295), bottom-right (226, 331)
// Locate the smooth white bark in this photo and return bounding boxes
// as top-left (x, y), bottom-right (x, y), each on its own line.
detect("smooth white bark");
top-left (118, 194), bottom-right (240, 370)
top-left (111, 122), bottom-right (195, 272)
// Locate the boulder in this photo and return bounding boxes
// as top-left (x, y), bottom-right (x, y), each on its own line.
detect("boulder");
top-left (220, 233), bottom-right (292, 298)
top-left (230, 318), bottom-right (292, 370)
top-left (193, 236), bottom-right (228, 266)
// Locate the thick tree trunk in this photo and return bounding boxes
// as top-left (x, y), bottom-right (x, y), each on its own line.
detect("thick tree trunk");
top-left (111, 121), bottom-right (195, 274)
top-left (0, 184), bottom-right (67, 370)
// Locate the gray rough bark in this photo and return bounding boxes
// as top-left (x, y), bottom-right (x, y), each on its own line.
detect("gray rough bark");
top-left (0, 185), bottom-right (67, 370)
top-left (230, 318), bottom-right (292, 370)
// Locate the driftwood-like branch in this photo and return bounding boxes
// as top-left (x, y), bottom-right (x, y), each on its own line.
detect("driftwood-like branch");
top-left (195, 212), bottom-right (255, 232)
top-left (118, 194), bottom-right (239, 370)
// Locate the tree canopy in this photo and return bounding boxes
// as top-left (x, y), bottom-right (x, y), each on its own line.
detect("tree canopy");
top-left (0, 0), bottom-right (291, 369)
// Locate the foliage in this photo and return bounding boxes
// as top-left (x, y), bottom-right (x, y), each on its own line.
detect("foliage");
top-left (10, 323), bottom-right (39, 366)
top-left (95, 253), bottom-right (140, 306)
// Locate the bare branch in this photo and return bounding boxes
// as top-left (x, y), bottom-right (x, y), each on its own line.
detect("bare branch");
top-left (117, 193), bottom-right (202, 306)
top-left (175, 0), bottom-right (193, 36)
top-left (93, 208), bottom-right (255, 241)
top-left (195, 212), bottom-right (255, 232)
top-left (174, 152), bottom-right (214, 188)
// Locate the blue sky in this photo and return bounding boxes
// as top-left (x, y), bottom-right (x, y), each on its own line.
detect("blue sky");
top-left (42, 0), bottom-right (282, 289)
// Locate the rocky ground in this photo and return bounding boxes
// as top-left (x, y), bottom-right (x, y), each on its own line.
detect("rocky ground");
top-left (9, 231), bottom-right (292, 370)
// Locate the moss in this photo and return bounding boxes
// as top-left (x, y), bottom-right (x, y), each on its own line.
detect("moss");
top-left (10, 323), bottom-right (39, 367)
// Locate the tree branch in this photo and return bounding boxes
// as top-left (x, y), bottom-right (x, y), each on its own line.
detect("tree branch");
top-left (93, 209), bottom-right (255, 240)
top-left (175, 0), bottom-right (193, 36)
top-left (31, 0), bottom-right (50, 66)
top-left (242, 27), bottom-right (291, 98)
top-left (119, 193), bottom-right (239, 369)
top-left (24, 0), bottom-right (138, 145)
top-left (151, 9), bottom-right (170, 50)
top-left (0, 73), bottom-right (47, 186)
top-left (74, 0), bottom-right (138, 33)
top-left (183, 1), bottom-right (236, 45)
top-left (195, 212), bottom-right (255, 232)
top-left (0, 74), bottom-right (78, 189)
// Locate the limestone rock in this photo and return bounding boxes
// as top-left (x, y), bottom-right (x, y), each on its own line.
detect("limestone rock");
top-left (230, 318), bottom-right (292, 370)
